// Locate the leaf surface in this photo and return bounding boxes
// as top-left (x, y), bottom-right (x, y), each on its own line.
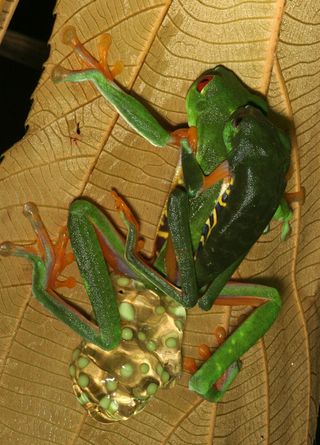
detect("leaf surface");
top-left (0, 1), bottom-right (319, 444)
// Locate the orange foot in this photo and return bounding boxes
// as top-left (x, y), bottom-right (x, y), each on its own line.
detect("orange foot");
top-left (183, 326), bottom-right (235, 392)
top-left (170, 126), bottom-right (197, 151)
top-left (52, 26), bottom-right (123, 82)
top-left (0, 203), bottom-right (76, 291)
top-left (111, 190), bottom-right (144, 253)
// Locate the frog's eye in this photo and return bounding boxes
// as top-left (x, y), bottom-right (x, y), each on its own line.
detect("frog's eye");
top-left (196, 75), bottom-right (214, 93)
top-left (232, 116), bottom-right (243, 128)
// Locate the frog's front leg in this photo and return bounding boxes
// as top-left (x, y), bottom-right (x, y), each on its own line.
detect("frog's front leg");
top-left (0, 201), bottom-right (138, 350)
top-left (264, 188), bottom-right (305, 241)
top-left (189, 283), bottom-right (281, 401)
top-left (51, 26), bottom-right (174, 148)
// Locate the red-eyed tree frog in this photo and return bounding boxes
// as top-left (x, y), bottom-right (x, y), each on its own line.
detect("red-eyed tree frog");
top-left (0, 27), bottom-right (298, 419)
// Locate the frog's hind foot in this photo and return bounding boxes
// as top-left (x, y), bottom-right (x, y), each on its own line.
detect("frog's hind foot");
top-left (0, 203), bottom-right (75, 291)
top-left (183, 327), bottom-right (242, 402)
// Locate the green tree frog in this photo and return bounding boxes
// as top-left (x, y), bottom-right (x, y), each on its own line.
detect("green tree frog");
top-left (0, 26), bottom-right (297, 419)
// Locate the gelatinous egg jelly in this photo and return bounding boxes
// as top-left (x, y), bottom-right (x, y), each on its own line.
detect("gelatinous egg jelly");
top-left (69, 274), bottom-right (186, 422)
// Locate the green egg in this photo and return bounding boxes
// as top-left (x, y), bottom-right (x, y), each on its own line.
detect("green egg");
top-left (140, 363), bottom-right (150, 374)
top-left (146, 340), bottom-right (157, 352)
top-left (106, 379), bottom-right (118, 392)
top-left (161, 371), bottom-right (170, 383)
top-left (72, 349), bottom-right (80, 361)
top-left (120, 363), bottom-right (134, 378)
top-left (69, 365), bottom-right (76, 377)
top-left (138, 331), bottom-right (146, 341)
top-left (155, 305), bottom-right (165, 315)
top-left (119, 302), bottom-right (135, 321)
top-left (121, 327), bottom-right (133, 340)
top-left (108, 400), bottom-right (119, 414)
top-left (78, 373), bottom-right (89, 388)
top-left (99, 395), bottom-right (111, 410)
top-left (165, 337), bottom-right (177, 348)
top-left (117, 276), bottom-right (130, 287)
top-left (77, 356), bottom-right (89, 369)
top-left (146, 383), bottom-right (158, 395)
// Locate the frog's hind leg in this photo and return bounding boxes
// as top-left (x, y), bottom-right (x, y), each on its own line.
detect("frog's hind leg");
top-left (0, 202), bottom-right (122, 350)
top-left (189, 283), bottom-right (281, 401)
top-left (183, 327), bottom-right (242, 402)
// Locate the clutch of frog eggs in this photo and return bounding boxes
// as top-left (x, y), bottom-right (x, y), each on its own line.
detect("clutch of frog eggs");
top-left (69, 274), bottom-right (186, 422)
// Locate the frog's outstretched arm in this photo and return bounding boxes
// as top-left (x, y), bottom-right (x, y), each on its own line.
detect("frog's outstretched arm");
top-left (51, 26), bottom-right (172, 148)
top-left (190, 283), bottom-right (281, 400)
top-left (0, 201), bottom-right (139, 350)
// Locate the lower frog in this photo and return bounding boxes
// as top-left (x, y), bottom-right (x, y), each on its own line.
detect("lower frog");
top-left (1, 104), bottom-right (292, 417)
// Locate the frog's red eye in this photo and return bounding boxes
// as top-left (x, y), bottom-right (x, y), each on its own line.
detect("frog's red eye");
top-left (196, 75), bottom-right (214, 93)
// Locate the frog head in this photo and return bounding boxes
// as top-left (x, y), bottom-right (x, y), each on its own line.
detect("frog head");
top-left (185, 66), bottom-right (268, 175)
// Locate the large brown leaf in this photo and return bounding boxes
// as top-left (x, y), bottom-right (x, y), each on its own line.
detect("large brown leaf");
top-left (0, 1), bottom-right (319, 443)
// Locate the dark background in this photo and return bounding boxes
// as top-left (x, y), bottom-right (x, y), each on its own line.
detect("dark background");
top-left (0, 1), bottom-right (319, 443)
top-left (0, 0), bottom-right (55, 154)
